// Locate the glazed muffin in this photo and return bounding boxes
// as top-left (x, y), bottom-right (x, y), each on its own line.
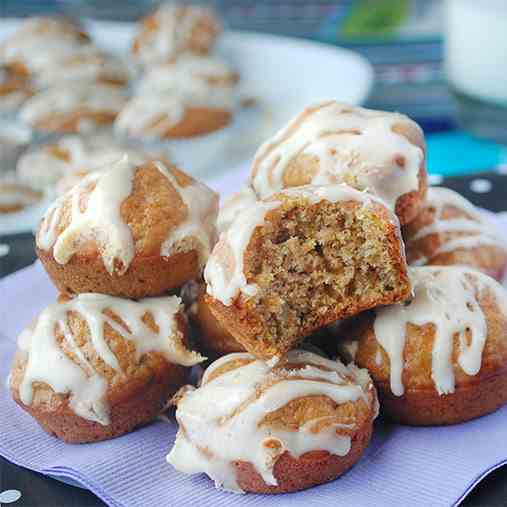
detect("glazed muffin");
top-left (0, 16), bottom-right (90, 78)
top-left (116, 55), bottom-right (237, 140)
top-left (0, 176), bottom-right (42, 213)
top-left (403, 186), bottom-right (507, 280)
top-left (0, 66), bottom-right (33, 112)
top-left (19, 83), bottom-right (127, 134)
top-left (17, 134), bottom-right (147, 192)
top-left (341, 266), bottom-right (507, 425)
top-left (36, 157), bottom-right (219, 298)
top-left (9, 293), bottom-right (203, 443)
top-left (204, 184), bottom-right (411, 359)
top-left (216, 185), bottom-right (258, 233)
top-left (250, 101), bottom-right (427, 225)
top-left (131, 4), bottom-right (221, 67)
top-left (168, 349), bottom-right (377, 493)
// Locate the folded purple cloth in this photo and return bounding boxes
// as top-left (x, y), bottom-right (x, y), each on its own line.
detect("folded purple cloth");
top-left (2, 262), bottom-right (507, 507)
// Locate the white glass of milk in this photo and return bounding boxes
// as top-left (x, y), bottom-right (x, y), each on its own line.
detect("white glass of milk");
top-left (445, 0), bottom-right (507, 143)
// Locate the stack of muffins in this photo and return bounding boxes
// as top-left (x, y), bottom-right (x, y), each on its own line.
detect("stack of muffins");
top-left (9, 100), bottom-right (507, 495)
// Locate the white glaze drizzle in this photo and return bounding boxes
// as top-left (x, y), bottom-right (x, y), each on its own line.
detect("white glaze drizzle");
top-left (134, 5), bottom-right (218, 66)
top-left (216, 185), bottom-right (258, 233)
top-left (373, 266), bottom-right (507, 396)
top-left (16, 293), bottom-right (203, 425)
top-left (250, 101), bottom-right (424, 210)
top-left (36, 156), bottom-right (137, 275)
top-left (19, 83), bottom-right (126, 129)
top-left (167, 349), bottom-right (373, 492)
top-left (406, 187), bottom-right (506, 265)
top-left (155, 161), bottom-right (218, 266)
top-left (205, 183), bottom-right (400, 306)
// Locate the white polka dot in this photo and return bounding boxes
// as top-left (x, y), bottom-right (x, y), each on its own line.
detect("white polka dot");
top-left (0, 244), bottom-right (9, 257)
top-left (0, 490), bottom-right (22, 504)
top-left (428, 174), bottom-right (444, 185)
top-left (470, 178), bottom-right (492, 193)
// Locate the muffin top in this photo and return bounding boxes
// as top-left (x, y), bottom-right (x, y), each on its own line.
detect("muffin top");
top-left (36, 157), bottom-right (219, 275)
top-left (10, 293), bottom-right (203, 425)
top-left (250, 101), bottom-right (426, 211)
top-left (131, 5), bottom-right (221, 66)
top-left (355, 266), bottom-right (507, 396)
top-left (168, 349), bottom-right (376, 492)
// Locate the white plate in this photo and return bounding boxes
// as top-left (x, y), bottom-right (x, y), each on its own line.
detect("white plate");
top-left (0, 19), bottom-right (373, 235)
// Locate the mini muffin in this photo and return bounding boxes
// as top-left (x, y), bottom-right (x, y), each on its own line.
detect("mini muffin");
top-left (216, 185), bottom-right (258, 233)
top-left (9, 293), bottom-right (203, 443)
top-left (250, 101), bottom-right (427, 225)
top-left (0, 177), bottom-right (42, 213)
top-left (403, 186), bottom-right (507, 280)
top-left (0, 66), bottom-right (33, 112)
top-left (341, 266), bottom-right (507, 425)
top-left (0, 16), bottom-right (90, 78)
top-left (17, 134), bottom-right (147, 192)
top-left (116, 55), bottom-right (237, 140)
top-left (204, 184), bottom-right (411, 359)
top-left (36, 157), bottom-right (218, 298)
top-left (131, 4), bottom-right (221, 67)
top-left (19, 83), bottom-right (127, 134)
top-left (188, 283), bottom-right (244, 358)
top-left (168, 349), bottom-right (377, 493)
top-left (33, 46), bottom-right (130, 88)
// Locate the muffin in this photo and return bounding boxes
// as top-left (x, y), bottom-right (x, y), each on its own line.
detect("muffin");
top-left (0, 176), bottom-right (42, 213)
top-left (0, 66), bottom-right (33, 112)
top-left (168, 349), bottom-right (378, 493)
top-left (250, 101), bottom-right (427, 225)
top-left (131, 4), bottom-right (221, 67)
top-left (216, 185), bottom-right (258, 233)
top-left (9, 293), bottom-right (204, 443)
top-left (204, 184), bottom-right (411, 359)
top-left (403, 186), bottom-right (507, 280)
top-left (36, 157), bottom-right (219, 298)
top-left (19, 83), bottom-right (127, 134)
top-left (17, 134), bottom-right (147, 192)
top-left (115, 55), bottom-right (237, 140)
top-left (341, 266), bottom-right (507, 425)
top-left (0, 16), bottom-right (90, 78)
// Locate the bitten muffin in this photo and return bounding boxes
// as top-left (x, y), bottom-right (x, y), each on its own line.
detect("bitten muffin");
top-left (340, 266), bottom-right (507, 425)
top-left (0, 16), bottom-right (90, 78)
top-left (36, 157), bottom-right (218, 298)
top-left (204, 184), bottom-right (411, 359)
top-left (116, 55), bottom-right (237, 139)
top-left (19, 83), bottom-right (127, 134)
top-left (131, 4), bottom-right (221, 67)
top-left (403, 186), bottom-right (507, 280)
top-left (9, 293), bottom-right (203, 443)
top-left (250, 101), bottom-right (428, 225)
top-left (168, 349), bottom-right (378, 493)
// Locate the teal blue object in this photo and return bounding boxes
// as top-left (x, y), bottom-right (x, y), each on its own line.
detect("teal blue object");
top-left (426, 132), bottom-right (507, 176)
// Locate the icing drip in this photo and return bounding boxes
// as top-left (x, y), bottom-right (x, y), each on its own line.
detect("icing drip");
top-left (37, 156), bottom-right (137, 275)
top-left (135, 6), bottom-right (217, 65)
top-left (16, 293), bottom-right (203, 425)
top-left (19, 83), bottom-right (126, 128)
top-left (406, 187), bottom-right (506, 265)
top-left (250, 101), bottom-right (424, 209)
top-left (205, 183), bottom-right (400, 306)
top-left (216, 185), bottom-right (258, 233)
top-left (167, 350), bottom-right (373, 492)
top-left (156, 161), bottom-right (218, 266)
top-left (374, 266), bottom-right (507, 396)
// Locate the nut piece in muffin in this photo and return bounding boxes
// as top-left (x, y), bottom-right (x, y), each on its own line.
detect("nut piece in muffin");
top-left (339, 266), bottom-right (507, 425)
top-left (19, 83), bottom-right (127, 134)
top-left (9, 293), bottom-right (203, 443)
top-left (250, 101), bottom-right (427, 225)
top-left (116, 55), bottom-right (237, 140)
top-left (204, 184), bottom-right (411, 359)
top-left (131, 4), bottom-right (221, 67)
top-left (168, 349), bottom-right (377, 493)
top-left (403, 186), bottom-right (507, 280)
top-left (36, 157), bottom-right (218, 298)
